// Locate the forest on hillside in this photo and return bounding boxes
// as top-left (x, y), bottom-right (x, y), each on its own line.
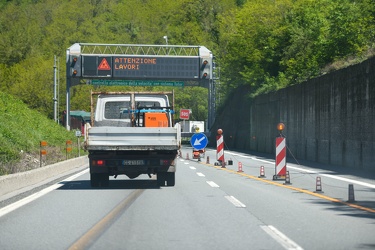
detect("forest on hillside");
top-left (0, 0), bottom-right (374, 122)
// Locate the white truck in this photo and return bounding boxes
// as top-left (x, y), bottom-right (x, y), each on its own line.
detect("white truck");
top-left (84, 91), bottom-right (181, 187)
top-left (181, 120), bottom-right (205, 133)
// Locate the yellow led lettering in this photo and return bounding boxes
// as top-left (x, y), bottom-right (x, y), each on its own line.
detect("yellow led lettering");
top-left (114, 57), bottom-right (157, 71)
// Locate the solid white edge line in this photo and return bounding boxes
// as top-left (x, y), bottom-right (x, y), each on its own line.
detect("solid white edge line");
top-left (261, 225), bottom-right (304, 250)
top-left (317, 173), bottom-right (375, 189)
top-left (206, 181), bottom-right (220, 188)
top-left (0, 169), bottom-right (89, 218)
top-left (225, 196), bottom-right (246, 208)
top-left (225, 151), bottom-right (375, 189)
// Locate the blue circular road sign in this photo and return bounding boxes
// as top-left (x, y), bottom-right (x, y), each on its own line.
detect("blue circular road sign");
top-left (190, 133), bottom-right (208, 150)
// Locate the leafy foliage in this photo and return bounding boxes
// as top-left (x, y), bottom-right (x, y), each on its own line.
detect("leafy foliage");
top-left (1, 0), bottom-right (374, 112)
top-left (218, 0), bottom-right (375, 97)
top-left (0, 0), bottom-right (238, 120)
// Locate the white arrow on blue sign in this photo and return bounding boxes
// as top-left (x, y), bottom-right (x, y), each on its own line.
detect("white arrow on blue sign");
top-left (190, 133), bottom-right (208, 150)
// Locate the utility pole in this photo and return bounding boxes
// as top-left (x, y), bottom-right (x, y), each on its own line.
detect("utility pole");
top-left (57, 57), bottom-right (60, 124)
top-left (53, 55), bottom-right (58, 122)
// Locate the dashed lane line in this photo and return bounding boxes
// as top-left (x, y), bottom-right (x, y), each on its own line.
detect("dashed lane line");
top-left (261, 225), bottom-right (304, 250)
top-left (225, 195), bottom-right (246, 208)
top-left (206, 181), bottom-right (220, 188)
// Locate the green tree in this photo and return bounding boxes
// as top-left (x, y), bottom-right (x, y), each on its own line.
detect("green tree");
top-left (218, 0), bottom-right (291, 95)
top-left (281, 0), bottom-right (375, 83)
top-left (7, 56), bottom-right (55, 116)
top-left (1, 0), bottom-right (374, 121)
top-left (217, 0), bottom-right (375, 99)
top-left (174, 87), bottom-right (208, 121)
top-left (0, 2), bottom-right (43, 65)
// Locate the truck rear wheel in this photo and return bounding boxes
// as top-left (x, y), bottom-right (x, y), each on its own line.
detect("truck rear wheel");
top-left (157, 172), bottom-right (175, 187)
top-left (90, 173), bottom-right (109, 187)
top-left (101, 174), bottom-right (109, 187)
top-left (90, 173), bottom-right (100, 187)
top-left (166, 172), bottom-right (175, 186)
top-left (157, 172), bottom-right (166, 186)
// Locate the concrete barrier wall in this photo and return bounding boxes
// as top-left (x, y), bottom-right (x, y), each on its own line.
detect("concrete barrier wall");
top-left (0, 156), bottom-right (88, 197)
top-left (210, 57), bottom-right (375, 171)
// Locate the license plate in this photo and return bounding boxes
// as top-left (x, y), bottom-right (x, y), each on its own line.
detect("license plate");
top-left (122, 160), bottom-right (145, 165)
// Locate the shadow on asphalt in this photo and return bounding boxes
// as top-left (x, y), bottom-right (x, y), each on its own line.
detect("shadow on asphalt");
top-left (58, 179), bottom-right (160, 190)
top-left (306, 198), bottom-right (375, 220)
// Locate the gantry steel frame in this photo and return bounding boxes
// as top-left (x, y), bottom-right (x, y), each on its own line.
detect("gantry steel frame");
top-left (66, 43), bottom-right (216, 132)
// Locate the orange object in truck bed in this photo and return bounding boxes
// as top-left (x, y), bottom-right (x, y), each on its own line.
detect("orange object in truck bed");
top-left (144, 113), bottom-right (169, 127)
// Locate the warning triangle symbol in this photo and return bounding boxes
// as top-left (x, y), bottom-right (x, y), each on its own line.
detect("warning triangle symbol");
top-left (98, 58), bottom-right (111, 70)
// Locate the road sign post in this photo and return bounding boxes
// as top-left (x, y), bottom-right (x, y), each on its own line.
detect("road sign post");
top-left (76, 130), bottom-right (82, 157)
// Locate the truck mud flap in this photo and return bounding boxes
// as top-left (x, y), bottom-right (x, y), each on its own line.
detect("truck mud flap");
top-left (157, 172), bottom-right (175, 187)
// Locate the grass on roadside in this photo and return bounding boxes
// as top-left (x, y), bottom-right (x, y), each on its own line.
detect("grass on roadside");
top-left (0, 91), bottom-right (84, 175)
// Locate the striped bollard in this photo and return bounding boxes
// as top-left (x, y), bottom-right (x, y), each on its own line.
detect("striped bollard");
top-left (273, 136), bottom-right (287, 180)
top-left (216, 129), bottom-right (224, 165)
top-left (237, 162), bottom-right (243, 172)
top-left (315, 177), bottom-right (323, 193)
top-left (284, 171), bottom-right (291, 185)
top-left (273, 123), bottom-right (287, 181)
top-left (258, 166), bottom-right (266, 178)
top-left (348, 184), bottom-right (355, 202)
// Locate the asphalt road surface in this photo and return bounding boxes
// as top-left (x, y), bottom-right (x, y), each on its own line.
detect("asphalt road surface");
top-left (0, 146), bottom-right (374, 250)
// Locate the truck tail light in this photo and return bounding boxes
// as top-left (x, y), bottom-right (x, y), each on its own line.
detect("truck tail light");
top-left (160, 159), bottom-right (176, 166)
top-left (160, 159), bottom-right (170, 166)
top-left (93, 160), bottom-right (105, 166)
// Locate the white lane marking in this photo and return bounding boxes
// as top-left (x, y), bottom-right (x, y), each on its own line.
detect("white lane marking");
top-left (197, 172), bottom-right (205, 177)
top-left (189, 166), bottom-right (196, 170)
top-left (180, 159), bottom-right (185, 162)
top-left (225, 196), bottom-right (246, 208)
top-left (0, 169), bottom-right (89, 218)
top-left (225, 151), bottom-right (375, 189)
top-left (184, 162), bottom-right (189, 165)
top-left (206, 181), bottom-right (220, 188)
top-left (261, 225), bottom-right (303, 250)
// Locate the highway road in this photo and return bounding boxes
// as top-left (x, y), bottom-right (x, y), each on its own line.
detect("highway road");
top-left (0, 146), bottom-right (374, 250)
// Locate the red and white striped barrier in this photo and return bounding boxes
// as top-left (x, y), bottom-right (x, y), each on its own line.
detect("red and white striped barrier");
top-left (216, 129), bottom-right (224, 163)
top-left (273, 137), bottom-right (286, 180)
